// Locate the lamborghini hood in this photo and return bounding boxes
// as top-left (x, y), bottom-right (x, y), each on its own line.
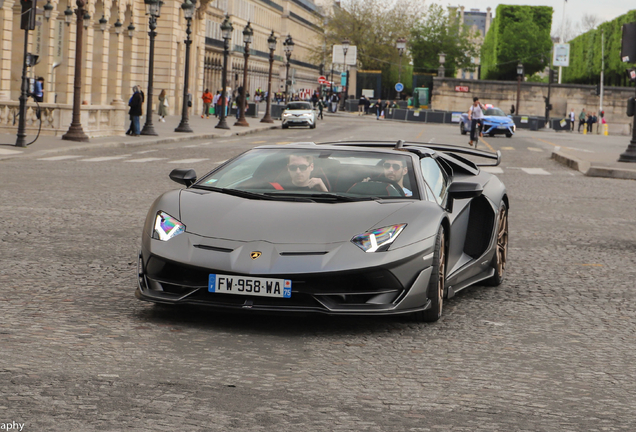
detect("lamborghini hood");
top-left (179, 189), bottom-right (413, 244)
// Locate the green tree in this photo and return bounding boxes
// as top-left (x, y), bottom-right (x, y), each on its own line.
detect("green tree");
top-left (481, 5), bottom-right (553, 80)
top-left (409, 4), bottom-right (480, 78)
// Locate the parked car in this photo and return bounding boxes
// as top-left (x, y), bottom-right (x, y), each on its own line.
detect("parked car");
top-left (281, 102), bottom-right (317, 129)
top-left (136, 141), bottom-right (509, 322)
top-left (460, 106), bottom-right (515, 137)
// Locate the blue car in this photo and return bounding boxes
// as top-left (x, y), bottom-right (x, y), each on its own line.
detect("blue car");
top-left (460, 106), bottom-right (515, 138)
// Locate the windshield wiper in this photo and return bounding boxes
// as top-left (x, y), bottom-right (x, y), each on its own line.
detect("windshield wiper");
top-left (194, 186), bottom-right (313, 202)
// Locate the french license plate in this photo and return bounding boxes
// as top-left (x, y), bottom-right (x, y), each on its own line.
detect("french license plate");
top-left (209, 274), bottom-right (291, 298)
top-left (497, 125), bottom-right (507, 129)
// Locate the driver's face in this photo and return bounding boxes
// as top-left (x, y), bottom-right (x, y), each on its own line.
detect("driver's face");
top-left (383, 159), bottom-right (407, 183)
top-left (288, 155), bottom-right (313, 186)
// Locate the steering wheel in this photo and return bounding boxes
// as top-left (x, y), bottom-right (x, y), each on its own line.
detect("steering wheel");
top-left (368, 178), bottom-right (406, 197)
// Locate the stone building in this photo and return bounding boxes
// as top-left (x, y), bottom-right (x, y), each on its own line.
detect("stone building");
top-left (0, 0), bottom-right (324, 136)
top-left (451, 6), bottom-right (492, 80)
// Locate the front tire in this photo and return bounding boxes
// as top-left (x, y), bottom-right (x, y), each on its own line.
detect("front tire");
top-left (484, 203), bottom-right (508, 286)
top-left (413, 226), bottom-right (446, 322)
top-left (282, 123), bottom-right (289, 129)
top-left (505, 132), bottom-right (513, 138)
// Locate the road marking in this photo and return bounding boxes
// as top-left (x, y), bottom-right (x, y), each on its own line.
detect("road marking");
top-left (168, 158), bottom-right (209, 164)
top-left (252, 140), bottom-right (266, 144)
top-left (521, 168), bottom-right (550, 175)
top-left (479, 137), bottom-right (495, 152)
top-left (124, 157), bottom-right (168, 163)
top-left (81, 155), bottom-right (131, 162)
top-left (415, 127), bottom-right (425, 140)
top-left (527, 147), bottom-right (544, 152)
top-left (428, 137), bottom-right (435, 143)
top-left (0, 148), bottom-right (23, 155)
top-left (500, 146), bottom-right (515, 150)
top-left (37, 155), bottom-right (82, 161)
top-left (481, 167), bottom-right (503, 174)
top-left (135, 149), bottom-right (158, 154)
top-left (276, 141), bottom-right (293, 145)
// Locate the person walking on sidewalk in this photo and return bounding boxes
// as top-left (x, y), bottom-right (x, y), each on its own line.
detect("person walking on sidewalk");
top-left (578, 108), bottom-right (586, 132)
top-left (358, 95), bottom-right (366, 116)
top-left (212, 91), bottom-right (220, 118)
top-left (317, 98), bottom-right (325, 120)
top-left (330, 93), bottom-right (339, 113)
top-left (201, 89), bottom-right (213, 118)
top-left (468, 97), bottom-right (486, 147)
top-left (374, 99), bottom-right (385, 120)
top-left (128, 86), bottom-right (143, 136)
top-left (157, 89), bottom-right (168, 123)
top-left (569, 108), bottom-right (575, 131)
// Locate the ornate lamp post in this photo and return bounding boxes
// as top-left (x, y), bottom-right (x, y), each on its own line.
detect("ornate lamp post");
top-left (438, 52), bottom-right (446, 78)
top-left (215, 15), bottom-right (233, 130)
top-left (340, 38), bottom-right (350, 110)
top-left (127, 21), bottom-right (135, 38)
top-left (283, 34), bottom-right (294, 103)
top-left (61, 0), bottom-right (89, 142)
top-left (114, 19), bottom-right (123, 35)
top-left (396, 37), bottom-right (406, 100)
top-left (43, 0), bottom-right (54, 21)
top-left (140, 0), bottom-right (163, 136)
top-left (64, 6), bottom-right (74, 26)
top-left (516, 63), bottom-right (523, 116)
top-left (235, 21), bottom-right (253, 127)
top-left (261, 30), bottom-right (277, 123)
top-left (175, 0), bottom-right (195, 133)
top-left (99, 15), bottom-right (107, 32)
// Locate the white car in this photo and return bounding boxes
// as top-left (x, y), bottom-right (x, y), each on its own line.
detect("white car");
top-left (282, 102), bottom-right (317, 129)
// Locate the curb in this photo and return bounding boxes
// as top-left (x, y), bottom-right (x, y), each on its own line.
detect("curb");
top-left (0, 124), bottom-right (279, 161)
top-left (551, 149), bottom-right (636, 180)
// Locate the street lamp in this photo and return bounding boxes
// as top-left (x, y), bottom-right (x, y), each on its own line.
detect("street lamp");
top-left (127, 21), bottom-right (135, 38)
top-left (235, 21), bottom-right (253, 127)
top-left (140, 0), bottom-right (163, 136)
top-left (43, 0), bottom-right (54, 21)
top-left (99, 15), bottom-right (107, 32)
top-left (114, 18), bottom-right (123, 35)
top-left (340, 38), bottom-right (350, 111)
top-left (283, 34), bottom-right (294, 103)
top-left (396, 37), bottom-right (406, 100)
top-left (83, 12), bottom-right (90, 29)
top-left (438, 52), bottom-right (446, 78)
top-left (64, 5), bottom-right (73, 26)
top-left (261, 30), bottom-right (277, 123)
top-left (175, 0), bottom-right (195, 133)
top-left (215, 14), bottom-right (233, 130)
top-left (516, 63), bottom-right (523, 116)
top-left (61, 0), bottom-right (89, 142)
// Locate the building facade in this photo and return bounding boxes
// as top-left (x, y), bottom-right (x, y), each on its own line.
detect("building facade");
top-left (0, 0), bottom-right (324, 137)
top-left (452, 6), bottom-right (491, 80)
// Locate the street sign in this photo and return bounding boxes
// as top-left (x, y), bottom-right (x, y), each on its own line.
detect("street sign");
top-left (395, 83), bottom-right (404, 92)
top-left (318, 75), bottom-right (326, 83)
top-left (455, 85), bottom-right (470, 92)
top-left (553, 43), bottom-right (570, 67)
top-left (341, 72), bottom-right (347, 86)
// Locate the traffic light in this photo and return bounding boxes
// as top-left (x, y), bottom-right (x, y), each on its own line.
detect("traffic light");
top-left (548, 68), bottom-right (556, 84)
top-left (621, 22), bottom-right (636, 63)
top-left (627, 97), bottom-right (635, 117)
top-left (20, 0), bottom-right (37, 30)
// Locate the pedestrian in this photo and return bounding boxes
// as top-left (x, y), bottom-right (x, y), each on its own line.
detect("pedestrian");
top-left (187, 89), bottom-right (192, 115)
top-left (201, 88), bottom-right (213, 118)
top-left (33, 77), bottom-right (44, 119)
top-left (311, 92), bottom-right (319, 107)
top-left (510, 104), bottom-right (515, 115)
top-left (587, 112), bottom-right (594, 133)
top-left (364, 96), bottom-right (371, 115)
top-left (128, 86), bottom-right (143, 136)
top-left (468, 96), bottom-right (486, 147)
top-left (578, 108), bottom-right (586, 132)
top-left (569, 108), bottom-right (575, 131)
top-left (157, 89), bottom-right (168, 122)
top-left (358, 95), bottom-right (366, 116)
top-left (212, 90), bottom-right (220, 117)
top-left (235, 87), bottom-right (244, 119)
top-left (374, 99), bottom-right (384, 120)
top-left (317, 98), bottom-right (325, 119)
top-left (330, 93), bottom-right (339, 113)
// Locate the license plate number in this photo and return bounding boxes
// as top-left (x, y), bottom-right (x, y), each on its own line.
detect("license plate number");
top-left (209, 274), bottom-right (291, 298)
top-left (497, 125), bottom-right (506, 129)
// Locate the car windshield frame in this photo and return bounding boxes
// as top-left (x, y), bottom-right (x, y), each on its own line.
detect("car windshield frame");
top-left (286, 102), bottom-right (312, 111)
top-left (484, 108), bottom-right (506, 117)
top-left (194, 147), bottom-right (420, 201)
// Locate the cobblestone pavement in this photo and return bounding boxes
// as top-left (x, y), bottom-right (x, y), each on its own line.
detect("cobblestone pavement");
top-left (1, 117), bottom-right (635, 431)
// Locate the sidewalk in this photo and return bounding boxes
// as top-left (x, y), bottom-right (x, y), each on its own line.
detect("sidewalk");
top-left (0, 114), bottom-right (280, 161)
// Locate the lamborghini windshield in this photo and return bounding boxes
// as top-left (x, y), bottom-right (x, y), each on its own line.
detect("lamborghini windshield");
top-left (195, 148), bottom-right (419, 200)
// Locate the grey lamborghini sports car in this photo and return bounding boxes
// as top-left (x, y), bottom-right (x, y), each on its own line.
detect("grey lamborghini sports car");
top-left (136, 141), bottom-right (509, 322)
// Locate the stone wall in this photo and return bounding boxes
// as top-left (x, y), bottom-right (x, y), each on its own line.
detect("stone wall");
top-left (432, 77), bottom-right (634, 135)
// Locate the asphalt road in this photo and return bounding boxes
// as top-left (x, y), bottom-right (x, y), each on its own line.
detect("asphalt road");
top-left (1, 115), bottom-right (635, 431)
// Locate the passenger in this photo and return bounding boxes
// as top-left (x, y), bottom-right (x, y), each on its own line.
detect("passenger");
top-left (271, 154), bottom-right (328, 191)
top-left (382, 158), bottom-right (412, 196)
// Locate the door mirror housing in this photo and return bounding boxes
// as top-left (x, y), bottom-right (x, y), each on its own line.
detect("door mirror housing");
top-left (445, 182), bottom-right (483, 212)
top-left (169, 168), bottom-right (197, 187)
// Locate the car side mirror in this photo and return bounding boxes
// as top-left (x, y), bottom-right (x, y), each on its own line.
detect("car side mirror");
top-left (445, 182), bottom-right (483, 212)
top-left (169, 168), bottom-right (197, 187)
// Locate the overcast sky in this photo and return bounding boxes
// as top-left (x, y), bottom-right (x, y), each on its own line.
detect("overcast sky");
top-left (429, 0), bottom-right (632, 38)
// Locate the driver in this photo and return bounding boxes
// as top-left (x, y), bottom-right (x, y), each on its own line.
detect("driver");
top-left (382, 158), bottom-right (412, 196)
top-left (271, 154), bottom-right (328, 191)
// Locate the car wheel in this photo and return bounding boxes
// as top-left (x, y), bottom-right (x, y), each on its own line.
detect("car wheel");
top-left (413, 226), bottom-right (446, 322)
top-left (489, 131), bottom-right (495, 137)
top-left (282, 124), bottom-right (288, 129)
top-left (505, 132), bottom-right (513, 138)
top-left (484, 202), bottom-right (508, 286)
top-left (310, 123), bottom-right (316, 129)
top-left (460, 122), bottom-right (467, 135)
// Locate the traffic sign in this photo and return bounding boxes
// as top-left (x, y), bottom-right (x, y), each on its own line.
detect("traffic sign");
top-left (395, 82), bottom-right (404, 92)
top-left (317, 75), bottom-right (326, 83)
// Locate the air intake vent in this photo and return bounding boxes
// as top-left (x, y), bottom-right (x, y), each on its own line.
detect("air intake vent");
top-left (194, 244), bottom-right (233, 253)
top-left (279, 251), bottom-right (328, 256)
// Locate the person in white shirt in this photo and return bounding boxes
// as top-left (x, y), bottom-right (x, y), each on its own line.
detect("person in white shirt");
top-left (468, 97), bottom-right (486, 147)
top-left (569, 108), bottom-right (575, 131)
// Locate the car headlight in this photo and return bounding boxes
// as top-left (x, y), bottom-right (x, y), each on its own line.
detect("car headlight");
top-left (283, 112), bottom-right (291, 117)
top-left (351, 224), bottom-right (406, 253)
top-left (153, 211), bottom-right (185, 241)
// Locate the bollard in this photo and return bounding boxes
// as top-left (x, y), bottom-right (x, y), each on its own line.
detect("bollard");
top-left (604, 123), bottom-right (609, 136)
top-left (583, 126), bottom-right (587, 135)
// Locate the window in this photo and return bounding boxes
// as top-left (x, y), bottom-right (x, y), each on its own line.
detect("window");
top-left (420, 157), bottom-right (447, 204)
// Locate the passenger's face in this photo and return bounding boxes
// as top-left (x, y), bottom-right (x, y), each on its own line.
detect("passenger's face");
top-left (288, 155), bottom-right (313, 186)
top-left (383, 159), bottom-right (407, 184)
